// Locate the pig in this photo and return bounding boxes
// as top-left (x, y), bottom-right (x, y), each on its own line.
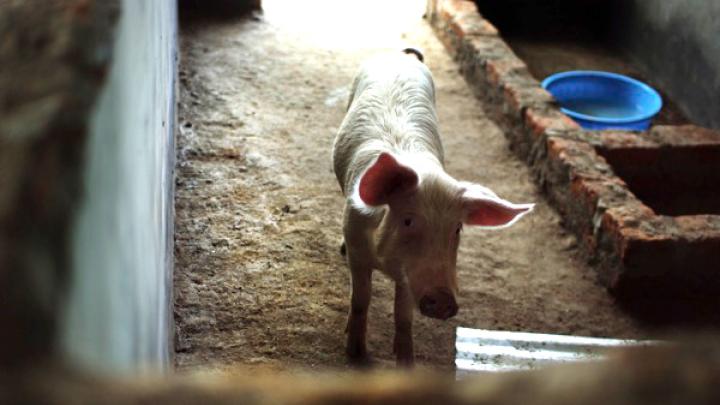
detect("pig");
top-left (332, 48), bottom-right (533, 366)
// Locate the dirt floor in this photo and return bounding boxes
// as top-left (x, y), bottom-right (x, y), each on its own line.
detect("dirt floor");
top-left (173, 0), bottom-right (649, 373)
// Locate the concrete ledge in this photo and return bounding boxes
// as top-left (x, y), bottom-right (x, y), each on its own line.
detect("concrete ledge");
top-left (428, 0), bottom-right (720, 296)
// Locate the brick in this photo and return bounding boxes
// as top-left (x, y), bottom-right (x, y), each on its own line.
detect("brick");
top-left (484, 57), bottom-right (528, 88)
top-left (455, 36), bottom-right (518, 100)
top-left (544, 137), bottom-right (600, 181)
top-left (609, 220), bottom-right (720, 293)
top-left (426, 0), bottom-right (439, 19)
top-left (546, 136), bottom-right (579, 161)
top-left (437, 28), bottom-right (457, 56)
top-left (449, 14), bottom-right (498, 39)
top-left (601, 207), bottom-right (665, 271)
top-left (438, 0), bottom-right (478, 22)
top-left (596, 131), bottom-right (657, 150)
top-left (570, 175), bottom-right (631, 212)
top-left (674, 215), bottom-right (720, 237)
top-left (524, 107), bottom-right (580, 140)
top-left (568, 177), bottom-right (603, 218)
top-left (596, 208), bottom-right (720, 290)
top-left (602, 204), bottom-right (656, 236)
top-left (501, 81), bottom-right (554, 118)
top-left (461, 35), bottom-right (515, 66)
top-left (650, 125), bottom-right (720, 146)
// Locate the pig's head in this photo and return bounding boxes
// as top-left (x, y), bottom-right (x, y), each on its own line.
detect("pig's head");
top-left (352, 152), bottom-right (533, 320)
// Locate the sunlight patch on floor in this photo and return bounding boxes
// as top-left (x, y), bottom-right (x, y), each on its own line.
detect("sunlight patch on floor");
top-left (262, 0), bottom-right (427, 50)
top-left (455, 327), bottom-right (659, 376)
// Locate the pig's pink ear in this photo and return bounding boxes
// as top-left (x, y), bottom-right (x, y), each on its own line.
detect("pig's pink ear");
top-left (463, 195), bottom-right (533, 228)
top-left (357, 152), bottom-right (418, 206)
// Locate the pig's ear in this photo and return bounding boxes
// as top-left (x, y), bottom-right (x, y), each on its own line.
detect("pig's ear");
top-left (462, 188), bottom-right (533, 228)
top-left (355, 152), bottom-right (418, 207)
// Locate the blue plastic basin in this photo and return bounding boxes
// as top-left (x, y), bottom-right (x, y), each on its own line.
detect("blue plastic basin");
top-left (541, 71), bottom-right (663, 130)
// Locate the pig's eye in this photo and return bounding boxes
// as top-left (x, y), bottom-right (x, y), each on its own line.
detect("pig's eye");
top-left (403, 218), bottom-right (414, 227)
top-left (455, 223), bottom-right (463, 235)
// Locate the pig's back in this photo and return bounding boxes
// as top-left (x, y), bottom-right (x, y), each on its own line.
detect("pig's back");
top-left (333, 53), bottom-right (444, 195)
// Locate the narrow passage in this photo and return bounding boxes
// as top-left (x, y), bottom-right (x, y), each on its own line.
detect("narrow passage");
top-left (174, 0), bottom-right (643, 372)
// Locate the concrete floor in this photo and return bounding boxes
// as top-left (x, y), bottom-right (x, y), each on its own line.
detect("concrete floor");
top-left (173, 0), bottom-right (646, 373)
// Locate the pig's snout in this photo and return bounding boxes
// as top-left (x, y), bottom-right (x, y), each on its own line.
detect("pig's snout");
top-left (419, 288), bottom-right (458, 320)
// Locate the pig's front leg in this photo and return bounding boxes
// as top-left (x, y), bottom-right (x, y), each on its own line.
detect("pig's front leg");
top-left (343, 206), bottom-right (377, 365)
top-left (393, 281), bottom-right (414, 367)
top-left (346, 261), bottom-right (372, 364)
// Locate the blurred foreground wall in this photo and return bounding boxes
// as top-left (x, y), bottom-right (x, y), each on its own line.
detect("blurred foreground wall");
top-left (62, 0), bottom-right (177, 372)
top-left (0, 0), bottom-right (176, 372)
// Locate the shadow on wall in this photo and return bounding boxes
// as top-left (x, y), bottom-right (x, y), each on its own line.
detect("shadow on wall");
top-left (611, 0), bottom-right (720, 130)
top-left (179, 0), bottom-right (261, 19)
top-left (474, 0), bottom-right (613, 40)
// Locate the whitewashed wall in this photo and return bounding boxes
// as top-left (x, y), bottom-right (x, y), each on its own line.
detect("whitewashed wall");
top-left (62, 0), bottom-right (177, 373)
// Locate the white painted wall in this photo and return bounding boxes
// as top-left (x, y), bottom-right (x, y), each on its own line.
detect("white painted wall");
top-left (62, 0), bottom-right (177, 373)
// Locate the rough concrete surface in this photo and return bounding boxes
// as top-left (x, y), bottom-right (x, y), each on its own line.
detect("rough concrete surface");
top-left (173, 0), bottom-right (645, 373)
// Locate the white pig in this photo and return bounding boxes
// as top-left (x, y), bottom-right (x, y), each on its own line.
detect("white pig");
top-left (333, 48), bottom-right (533, 366)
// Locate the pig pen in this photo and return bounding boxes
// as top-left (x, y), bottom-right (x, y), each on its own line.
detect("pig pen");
top-left (429, 0), bottom-right (720, 327)
top-left (173, 0), bottom-right (651, 373)
top-left (471, 0), bottom-right (694, 127)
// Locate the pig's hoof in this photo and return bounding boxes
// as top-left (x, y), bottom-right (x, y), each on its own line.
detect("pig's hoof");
top-left (340, 241), bottom-right (346, 256)
top-left (393, 339), bottom-right (414, 367)
top-left (346, 342), bottom-right (366, 359)
top-left (346, 343), bottom-right (372, 367)
top-left (396, 356), bottom-right (415, 368)
top-left (347, 352), bottom-right (373, 368)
